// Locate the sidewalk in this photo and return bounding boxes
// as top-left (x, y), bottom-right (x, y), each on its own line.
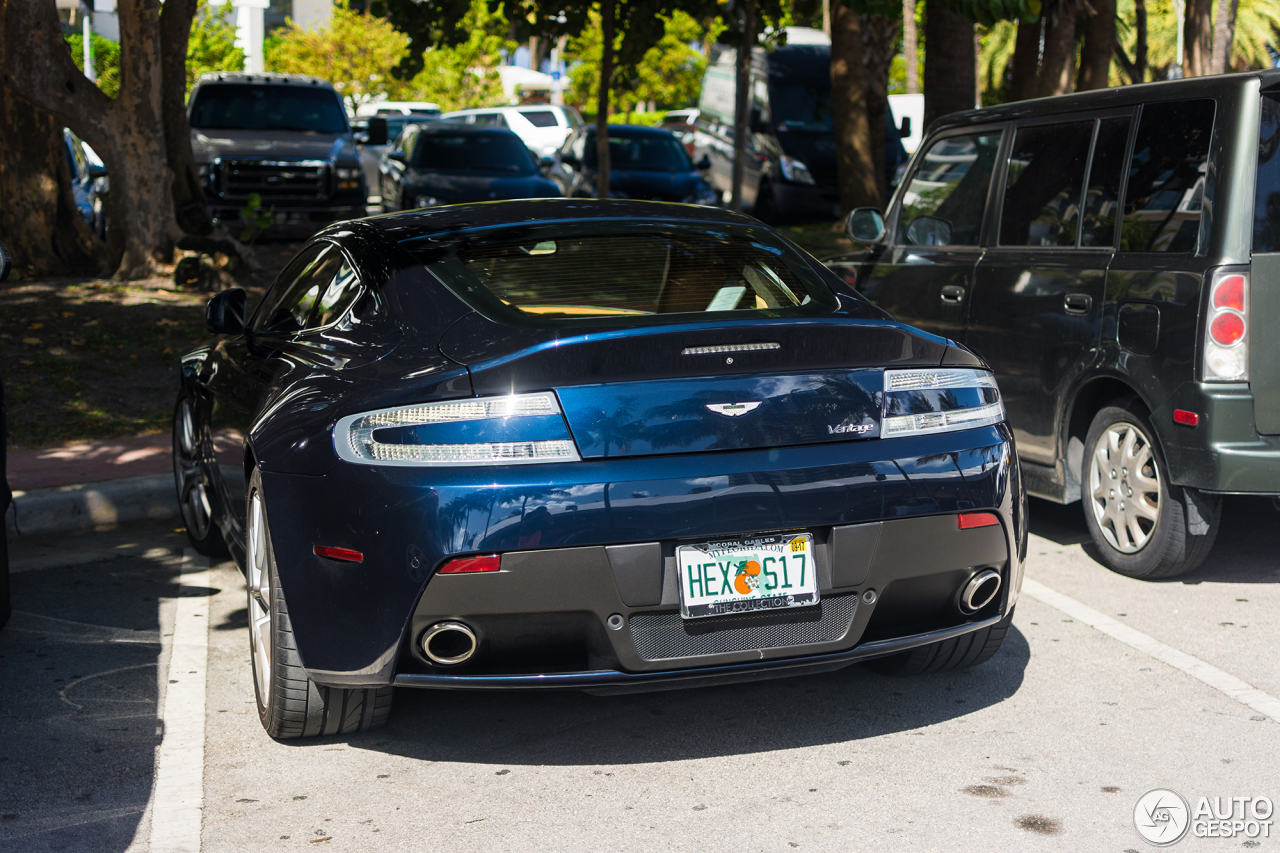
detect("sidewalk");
top-left (6, 433), bottom-right (179, 537)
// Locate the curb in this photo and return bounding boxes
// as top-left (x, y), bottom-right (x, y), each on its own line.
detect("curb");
top-left (5, 473), bottom-right (179, 538)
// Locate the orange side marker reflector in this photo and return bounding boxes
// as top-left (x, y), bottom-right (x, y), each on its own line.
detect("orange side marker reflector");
top-left (957, 512), bottom-right (1000, 530)
top-left (314, 545), bottom-right (363, 563)
top-left (439, 554), bottom-right (501, 574)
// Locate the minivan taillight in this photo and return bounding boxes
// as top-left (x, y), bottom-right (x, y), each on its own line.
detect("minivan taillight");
top-left (1203, 269), bottom-right (1249, 382)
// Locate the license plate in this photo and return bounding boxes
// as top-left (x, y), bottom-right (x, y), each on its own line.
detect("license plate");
top-left (675, 533), bottom-right (819, 619)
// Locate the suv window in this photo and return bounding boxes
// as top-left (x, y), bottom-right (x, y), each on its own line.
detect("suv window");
top-left (999, 120), bottom-right (1093, 247)
top-left (1255, 94), bottom-right (1280, 253)
top-left (189, 84), bottom-right (347, 134)
top-left (520, 109), bottom-right (559, 128)
top-left (473, 113), bottom-right (509, 129)
top-left (898, 132), bottom-right (1002, 247)
top-left (1119, 99), bottom-right (1215, 253)
top-left (1080, 116), bottom-right (1132, 247)
top-left (254, 244), bottom-right (344, 335)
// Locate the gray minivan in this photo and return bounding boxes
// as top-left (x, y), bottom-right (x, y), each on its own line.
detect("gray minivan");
top-left (826, 72), bottom-right (1280, 579)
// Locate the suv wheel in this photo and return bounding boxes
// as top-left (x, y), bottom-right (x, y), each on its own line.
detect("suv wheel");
top-left (246, 468), bottom-right (393, 738)
top-left (1082, 402), bottom-right (1220, 578)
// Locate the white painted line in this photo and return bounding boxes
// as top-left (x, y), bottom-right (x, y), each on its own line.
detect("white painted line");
top-left (149, 556), bottom-right (211, 853)
top-left (1022, 577), bottom-right (1280, 722)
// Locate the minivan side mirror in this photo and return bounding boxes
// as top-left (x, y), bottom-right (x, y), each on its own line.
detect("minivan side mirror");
top-left (0, 241), bottom-right (10, 283)
top-left (898, 116), bottom-right (912, 139)
top-left (386, 149), bottom-right (405, 162)
top-left (904, 214), bottom-right (953, 247)
top-left (207, 288), bottom-right (247, 335)
top-left (846, 207), bottom-right (887, 245)
top-left (365, 117), bottom-right (388, 147)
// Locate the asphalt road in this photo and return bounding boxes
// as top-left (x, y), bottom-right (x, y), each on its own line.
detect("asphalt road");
top-left (2, 497), bottom-right (1278, 853)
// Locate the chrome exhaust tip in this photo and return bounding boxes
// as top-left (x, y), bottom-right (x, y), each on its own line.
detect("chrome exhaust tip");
top-left (420, 621), bottom-right (477, 665)
top-left (958, 569), bottom-right (1001, 615)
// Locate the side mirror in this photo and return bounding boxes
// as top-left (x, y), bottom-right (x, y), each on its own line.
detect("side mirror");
top-left (695, 154), bottom-right (711, 171)
top-left (0, 241), bottom-right (10, 283)
top-left (538, 155), bottom-right (556, 170)
top-left (88, 162), bottom-right (107, 180)
top-left (749, 108), bottom-right (765, 133)
top-left (206, 288), bottom-right (247, 335)
top-left (904, 214), bottom-right (953, 247)
top-left (365, 117), bottom-right (388, 147)
top-left (845, 207), bottom-right (887, 244)
top-left (386, 149), bottom-right (405, 162)
top-left (561, 153), bottom-right (580, 168)
top-left (898, 116), bottom-right (912, 139)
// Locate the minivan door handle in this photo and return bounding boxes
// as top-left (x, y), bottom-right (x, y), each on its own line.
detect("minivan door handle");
top-left (1063, 293), bottom-right (1093, 314)
top-left (940, 285), bottom-right (966, 304)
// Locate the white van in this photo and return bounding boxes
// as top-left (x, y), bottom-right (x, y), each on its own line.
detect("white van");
top-left (357, 101), bottom-right (441, 118)
top-left (441, 105), bottom-right (583, 158)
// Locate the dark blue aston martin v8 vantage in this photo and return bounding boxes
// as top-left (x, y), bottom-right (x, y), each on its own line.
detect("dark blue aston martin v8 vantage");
top-left (174, 199), bottom-right (1026, 739)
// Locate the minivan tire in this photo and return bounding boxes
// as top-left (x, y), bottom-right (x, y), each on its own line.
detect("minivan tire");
top-left (246, 468), bottom-right (393, 739)
top-left (867, 608), bottom-right (1014, 675)
top-left (1082, 402), bottom-right (1220, 578)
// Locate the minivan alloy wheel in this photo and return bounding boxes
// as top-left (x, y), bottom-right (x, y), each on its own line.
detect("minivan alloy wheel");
top-left (1088, 420), bottom-right (1161, 553)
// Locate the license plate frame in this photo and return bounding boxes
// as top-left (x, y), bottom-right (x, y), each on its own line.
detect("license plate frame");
top-left (675, 532), bottom-right (819, 620)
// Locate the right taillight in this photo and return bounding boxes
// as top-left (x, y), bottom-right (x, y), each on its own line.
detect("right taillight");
top-left (1203, 270), bottom-right (1249, 382)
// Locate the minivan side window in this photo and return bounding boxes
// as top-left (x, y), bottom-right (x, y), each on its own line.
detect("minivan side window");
top-left (1119, 99), bottom-right (1215, 253)
top-left (1080, 117), bottom-right (1132, 247)
top-left (897, 132), bottom-right (1001, 247)
top-left (1254, 94), bottom-right (1280, 253)
top-left (999, 121), bottom-right (1093, 247)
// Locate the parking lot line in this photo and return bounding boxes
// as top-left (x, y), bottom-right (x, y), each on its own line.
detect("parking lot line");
top-left (149, 556), bottom-right (211, 853)
top-left (1022, 577), bottom-right (1280, 722)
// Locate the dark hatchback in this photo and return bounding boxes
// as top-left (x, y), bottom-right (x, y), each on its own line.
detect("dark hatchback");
top-left (378, 124), bottom-right (561, 212)
top-left (555, 125), bottom-right (718, 206)
top-left (176, 199), bottom-right (1025, 739)
top-left (826, 71), bottom-right (1280, 579)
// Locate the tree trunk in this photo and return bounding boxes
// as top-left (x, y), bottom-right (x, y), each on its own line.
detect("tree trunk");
top-left (1077, 0), bottom-right (1116, 90)
top-left (861, 14), bottom-right (897, 203)
top-left (159, 0), bottom-right (212, 236)
top-left (830, 0), bottom-right (879, 214)
top-left (1035, 5), bottom-right (1078, 97)
top-left (0, 81), bottom-right (104, 277)
top-left (923, 0), bottom-right (976, 129)
top-left (595, 0), bottom-right (613, 199)
top-left (1209, 0), bottom-right (1238, 73)
top-left (1134, 0), bottom-right (1148, 81)
top-left (1008, 20), bottom-right (1042, 102)
top-left (730, 0), bottom-right (755, 213)
top-left (902, 0), bottom-right (919, 94)
top-left (1183, 0), bottom-right (1213, 76)
top-left (3, 0), bottom-right (181, 279)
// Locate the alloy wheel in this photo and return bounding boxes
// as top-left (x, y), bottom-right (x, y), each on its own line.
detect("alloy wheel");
top-left (246, 490), bottom-right (273, 702)
top-left (1088, 421), bottom-right (1161, 553)
top-left (173, 400), bottom-right (213, 541)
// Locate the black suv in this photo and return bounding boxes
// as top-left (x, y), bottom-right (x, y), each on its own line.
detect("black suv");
top-left (825, 72), bottom-right (1280, 579)
top-left (188, 73), bottom-right (375, 235)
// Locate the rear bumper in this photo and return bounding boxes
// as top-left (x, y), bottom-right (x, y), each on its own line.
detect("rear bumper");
top-left (259, 424), bottom-right (1024, 688)
top-left (1160, 382), bottom-right (1280, 494)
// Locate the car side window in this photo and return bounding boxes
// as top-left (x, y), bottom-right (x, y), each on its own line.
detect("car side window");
top-left (1119, 99), bottom-right (1215, 253)
top-left (313, 262), bottom-right (362, 328)
top-left (897, 132), bottom-right (1002, 247)
top-left (999, 120), bottom-right (1092, 247)
top-left (1080, 117), bottom-right (1132, 247)
top-left (401, 126), bottom-right (418, 160)
top-left (1254, 94), bottom-right (1280, 253)
top-left (253, 244), bottom-right (344, 335)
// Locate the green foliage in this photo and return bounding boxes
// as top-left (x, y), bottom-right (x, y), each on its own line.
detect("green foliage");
top-left (568, 10), bottom-right (712, 115)
top-left (265, 1), bottom-right (410, 112)
top-left (65, 33), bottom-right (121, 99)
top-left (387, 0), bottom-right (512, 111)
top-left (977, 20), bottom-right (1018, 104)
top-left (187, 1), bottom-right (246, 92)
top-left (238, 193), bottom-right (276, 244)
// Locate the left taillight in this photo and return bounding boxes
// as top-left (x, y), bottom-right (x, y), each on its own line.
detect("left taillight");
top-left (333, 392), bottom-right (581, 467)
top-left (1203, 269), bottom-right (1249, 382)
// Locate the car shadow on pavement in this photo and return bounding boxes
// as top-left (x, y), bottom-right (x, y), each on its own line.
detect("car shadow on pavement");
top-left (0, 552), bottom-right (215, 853)
top-left (348, 626), bottom-right (1030, 766)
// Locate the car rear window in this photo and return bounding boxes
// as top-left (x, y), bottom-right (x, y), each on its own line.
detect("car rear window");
top-left (1119, 99), bottom-right (1215, 253)
top-left (1255, 94), bottom-right (1280, 253)
top-left (412, 133), bottom-right (536, 174)
top-left (417, 226), bottom-right (836, 325)
top-left (583, 133), bottom-right (692, 171)
top-left (520, 110), bottom-right (560, 128)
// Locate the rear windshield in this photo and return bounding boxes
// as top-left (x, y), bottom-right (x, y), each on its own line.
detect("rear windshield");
top-left (584, 133), bottom-right (692, 171)
top-left (416, 225), bottom-right (836, 326)
top-left (412, 133), bottom-right (536, 174)
top-left (520, 110), bottom-right (560, 128)
top-left (189, 84), bottom-right (348, 134)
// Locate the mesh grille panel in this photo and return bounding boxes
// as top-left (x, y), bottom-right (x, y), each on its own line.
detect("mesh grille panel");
top-left (629, 594), bottom-right (857, 661)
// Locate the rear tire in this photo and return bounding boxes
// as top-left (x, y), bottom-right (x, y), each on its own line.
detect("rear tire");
top-left (1081, 402), bottom-right (1220, 578)
top-left (867, 608), bottom-right (1014, 675)
top-left (246, 468), bottom-right (393, 739)
top-left (172, 396), bottom-right (228, 557)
